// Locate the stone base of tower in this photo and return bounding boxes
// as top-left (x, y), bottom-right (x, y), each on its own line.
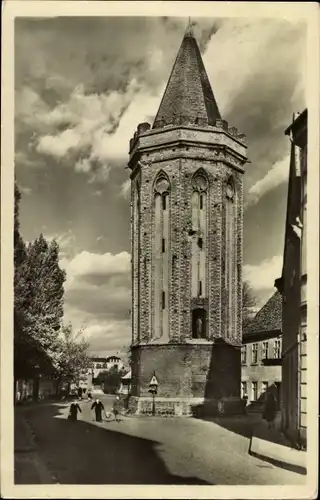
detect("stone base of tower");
top-left (127, 395), bottom-right (244, 417)
top-left (129, 340), bottom-right (243, 417)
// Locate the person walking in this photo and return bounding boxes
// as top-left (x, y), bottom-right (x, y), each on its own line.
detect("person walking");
top-left (113, 395), bottom-right (121, 422)
top-left (262, 392), bottom-right (277, 429)
top-left (242, 392), bottom-right (248, 415)
top-left (68, 399), bottom-right (82, 422)
top-left (91, 398), bottom-right (105, 422)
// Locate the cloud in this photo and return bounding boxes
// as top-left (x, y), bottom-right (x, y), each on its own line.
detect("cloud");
top-left (243, 255), bottom-right (283, 292)
top-left (120, 179), bottom-right (131, 200)
top-left (64, 250), bottom-right (130, 279)
top-left (19, 184), bottom-right (32, 196)
top-left (245, 155), bottom-right (290, 208)
top-left (203, 18), bottom-right (306, 194)
top-left (61, 250), bottom-right (132, 354)
top-left (44, 229), bottom-right (77, 259)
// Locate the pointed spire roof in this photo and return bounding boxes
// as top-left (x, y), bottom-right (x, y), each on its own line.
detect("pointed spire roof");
top-left (153, 24), bottom-right (221, 129)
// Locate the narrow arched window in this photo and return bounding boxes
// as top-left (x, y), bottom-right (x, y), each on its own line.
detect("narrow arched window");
top-left (191, 170), bottom-right (208, 301)
top-left (153, 172), bottom-right (170, 341)
top-left (199, 194), bottom-right (203, 210)
top-left (225, 176), bottom-right (237, 340)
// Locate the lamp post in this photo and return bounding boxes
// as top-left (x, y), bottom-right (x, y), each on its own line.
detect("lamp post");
top-left (148, 371), bottom-right (158, 416)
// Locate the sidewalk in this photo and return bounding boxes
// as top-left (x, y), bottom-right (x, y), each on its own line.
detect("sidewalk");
top-left (14, 409), bottom-right (58, 484)
top-left (249, 414), bottom-right (307, 475)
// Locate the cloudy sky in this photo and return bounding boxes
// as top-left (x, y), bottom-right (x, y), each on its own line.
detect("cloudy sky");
top-left (15, 16), bottom-right (306, 357)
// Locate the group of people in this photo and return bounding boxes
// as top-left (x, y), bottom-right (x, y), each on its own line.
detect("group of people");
top-left (68, 396), bottom-right (121, 423)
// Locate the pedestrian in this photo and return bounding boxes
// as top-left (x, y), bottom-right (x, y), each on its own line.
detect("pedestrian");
top-left (68, 399), bottom-right (82, 422)
top-left (242, 392), bottom-right (248, 414)
top-left (262, 392), bottom-right (277, 429)
top-left (16, 390), bottom-right (21, 405)
top-left (113, 395), bottom-right (121, 422)
top-left (91, 398), bottom-right (105, 422)
top-left (88, 390), bottom-right (92, 402)
top-left (78, 387), bottom-right (83, 400)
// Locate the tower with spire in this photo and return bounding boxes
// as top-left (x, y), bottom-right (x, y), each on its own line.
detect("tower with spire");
top-left (127, 24), bottom-right (248, 416)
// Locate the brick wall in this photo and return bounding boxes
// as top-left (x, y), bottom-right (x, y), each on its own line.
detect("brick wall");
top-left (131, 342), bottom-right (241, 400)
top-left (129, 120), bottom-right (246, 406)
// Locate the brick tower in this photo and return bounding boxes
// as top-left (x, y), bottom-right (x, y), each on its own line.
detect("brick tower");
top-left (127, 24), bottom-right (248, 416)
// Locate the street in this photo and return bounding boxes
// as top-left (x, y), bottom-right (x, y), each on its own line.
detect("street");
top-left (15, 397), bottom-right (305, 485)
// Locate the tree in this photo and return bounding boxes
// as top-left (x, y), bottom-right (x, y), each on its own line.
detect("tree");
top-left (14, 183), bottom-right (67, 382)
top-left (55, 323), bottom-right (91, 393)
top-left (242, 281), bottom-right (257, 329)
top-left (97, 366), bottom-right (127, 394)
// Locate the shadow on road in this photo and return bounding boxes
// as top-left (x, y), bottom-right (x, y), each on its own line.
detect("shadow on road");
top-left (16, 404), bottom-right (212, 485)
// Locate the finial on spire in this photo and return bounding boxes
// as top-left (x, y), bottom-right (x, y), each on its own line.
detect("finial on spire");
top-left (185, 17), bottom-right (194, 38)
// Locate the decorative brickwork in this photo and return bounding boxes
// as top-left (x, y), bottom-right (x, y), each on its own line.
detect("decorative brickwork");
top-left (128, 28), bottom-right (248, 416)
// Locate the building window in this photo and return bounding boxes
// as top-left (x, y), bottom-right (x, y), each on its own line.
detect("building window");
top-left (162, 238), bottom-right (166, 253)
top-left (252, 381), bottom-right (258, 401)
top-left (241, 381), bottom-right (247, 398)
top-left (274, 339), bottom-right (281, 359)
top-left (198, 237), bottom-right (203, 250)
top-left (199, 194), bottom-right (203, 210)
top-left (241, 346), bottom-right (247, 364)
top-left (252, 343), bottom-right (258, 364)
top-left (262, 341), bottom-right (269, 360)
top-left (162, 291), bottom-right (165, 310)
top-left (162, 193), bottom-right (167, 210)
top-left (192, 308), bottom-right (206, 339)
top-left (198, 281), bottom-right (202, 297)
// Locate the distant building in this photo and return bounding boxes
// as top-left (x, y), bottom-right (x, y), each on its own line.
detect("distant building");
top-left (90, 356), bottom-right (125, 379)
top-left (275, 109), bottom-right (307, 448)
top-left (241, 292), bottom-right (282, 410)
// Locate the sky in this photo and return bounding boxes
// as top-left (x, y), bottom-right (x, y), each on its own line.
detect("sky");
top-left (14, 16), bottom-right (307, 358)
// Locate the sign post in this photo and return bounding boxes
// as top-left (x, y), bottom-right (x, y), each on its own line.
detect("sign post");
top-left (148, 372), bottom-right (158, 416)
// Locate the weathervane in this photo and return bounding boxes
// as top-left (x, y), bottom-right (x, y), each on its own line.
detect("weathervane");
top-left (185, 16), bottom-right (194, 37)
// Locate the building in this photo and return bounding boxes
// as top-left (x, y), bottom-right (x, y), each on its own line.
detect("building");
top-left (241, 292), bottom-right (282, 410)
top-left (275, 109), bottom-right (307, 448)
top-left (127, 23), bottom-right (248, 416)
top-left (88, 356), bottom-right (125, 379)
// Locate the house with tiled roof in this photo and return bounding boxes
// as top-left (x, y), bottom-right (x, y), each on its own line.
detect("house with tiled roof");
top-left (241, 291), bottom-right (282, 409)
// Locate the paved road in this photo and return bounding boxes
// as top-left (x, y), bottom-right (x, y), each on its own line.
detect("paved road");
top-left (16, 398), bottom-right (305, 485)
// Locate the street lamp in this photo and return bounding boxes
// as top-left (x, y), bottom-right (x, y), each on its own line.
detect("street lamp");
top-left (148, 371), bottom-right (158, 416)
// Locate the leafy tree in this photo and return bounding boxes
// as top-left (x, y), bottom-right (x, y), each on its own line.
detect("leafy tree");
top-left (24, 235), bottom-right (66, 355)
top-left (55, 323), bottom-right (91, 392)
top-left (14, 183), bottom-right (66, 382)
top-left (242, 281), bottom-right (258, 329)
top-left (97, 366), bottom-right (127, 394)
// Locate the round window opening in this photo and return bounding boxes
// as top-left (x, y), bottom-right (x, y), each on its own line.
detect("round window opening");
top-left (226, 181), bottom-right (235, 200)
top-left (155, 177), bottom-right (170, 194)
top-left (192, 175), bottom-right (208, 192)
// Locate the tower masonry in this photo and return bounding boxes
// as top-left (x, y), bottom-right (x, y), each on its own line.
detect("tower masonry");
top-left (127, 26), bottom-right (248, 416)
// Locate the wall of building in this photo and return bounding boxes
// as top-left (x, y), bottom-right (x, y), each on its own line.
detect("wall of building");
top-left (130, 123), bottom-right (246, 347)
top-left (241, 336), bottom-right (282, 406)
top-left (281, 112), bottom-right (307, 447)
top-left (131, 342), bottom-right (241, 400)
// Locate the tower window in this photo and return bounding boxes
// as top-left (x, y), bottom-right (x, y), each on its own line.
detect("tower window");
top-left (198, 237), bottom-right (203, 250)
top-left (162, 194), bottom-right (167, 210)
top-left (199, 194), bottom-right (203, 210)
top-left (162, 238), bottom-right (166, 253)
top-left (192, 308), bottom-right (206, 339)
top-left (162, 291), bottom-right (165, 310)
top-left (198, 281), bottom-right (202, 296)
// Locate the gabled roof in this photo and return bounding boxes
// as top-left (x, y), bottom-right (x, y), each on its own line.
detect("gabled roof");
top-left (153, 25), bottom-right (221, 129)
top-left (243, 291), bottom-right (282, 339)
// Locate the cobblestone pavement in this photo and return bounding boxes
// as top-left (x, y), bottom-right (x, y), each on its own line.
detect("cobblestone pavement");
top-left (15, 399), bottom-right (306, 485)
